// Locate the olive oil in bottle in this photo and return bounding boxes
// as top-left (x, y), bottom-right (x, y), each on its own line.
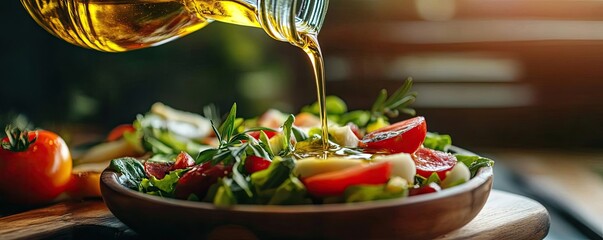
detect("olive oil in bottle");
top-left (21, 0), bottom-right (263, 52)
top-left (22, 0), bottom-right (334, 155)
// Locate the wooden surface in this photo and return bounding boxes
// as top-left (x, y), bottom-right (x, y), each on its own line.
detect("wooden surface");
top-left (486, 150), bottom-right (603, 238)
top-left (0, 190), bottom-right (549, 240)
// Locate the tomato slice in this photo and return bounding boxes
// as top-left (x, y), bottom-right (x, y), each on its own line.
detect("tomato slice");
top-left (244, 155), bottom-right (272, 173)
top-left (303, 161), bottom-right (392, 197)
top-left (144, 161), bottom-right (173, 180)
top-left (247, 130), bottom-right (278, 140)
top-left (174, 163), bottom-right (231, 200)
top-left (171, 151), bottom-right (196, 170)
top-left (412, 147), bottom-right (457, 180)
top-left (408, 182), bottom-right (441, 196)
top-left (106, 124), bottom-right (136, 142)
top-left (361, 116), bottom-right (427, 154)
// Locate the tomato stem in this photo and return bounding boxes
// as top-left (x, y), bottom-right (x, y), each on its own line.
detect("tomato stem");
top-left (1, 125), bottom-right (37, 152)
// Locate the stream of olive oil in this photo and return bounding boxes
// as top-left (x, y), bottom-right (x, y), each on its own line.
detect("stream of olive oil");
top-left (301, 34), bottom-right (330, 155)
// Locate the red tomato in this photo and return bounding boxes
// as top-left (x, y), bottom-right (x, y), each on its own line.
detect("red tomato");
top-left (144, 161), bottom-right (173, 180)
top-left (106, 124), bottom-right (135, 142)
top-left (361, 116), bottom-right (427, 154)
top-left (303, 161), bottom-right (392, 197)
top-left (409, 182), bottom-right (441, 196)
top-left (412, 147), bottom-right (457, 180)
top-left (244, 155), bottom-right (271, 173)
top-left (174, 163), bottom-right (231, 200)
top-left (171, 151), bottom-right (196, 170)
top-left (247, 130), bottom-right (278, 140)
top-left (0, 129), bottom-right (72, 205)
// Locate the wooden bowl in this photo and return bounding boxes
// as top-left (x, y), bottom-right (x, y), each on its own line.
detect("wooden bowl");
top-left (100, 148), bottom-right (493, 239)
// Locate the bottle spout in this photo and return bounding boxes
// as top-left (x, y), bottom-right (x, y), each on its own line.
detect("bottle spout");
top-left (257, 0), bottom-right (329, 47)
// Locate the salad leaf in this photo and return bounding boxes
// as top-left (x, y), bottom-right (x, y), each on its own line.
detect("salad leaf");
top-left (280, 115), bottom-right (295, 156)
top-left (251, 157), bottom-right (296, 191)
top-left (415, 172), bottom-right (441, 187)
top-left (213, 179), bottom-right (238, 207)
top-left (110, 157), bottom-right (146, 190)
top-left (141, 169), bottom-right (187, 197)
top-left (219, 103), bottom-right (238, 144)
top-left (267, 176), bottom-right (311, 205)
top-left (423, 132), bottom-right (452, 152)
top-left (454, 155), bottom-right (495, 178)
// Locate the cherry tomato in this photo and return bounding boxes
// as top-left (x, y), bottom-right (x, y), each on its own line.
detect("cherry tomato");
top-left (0, 128), bottom-right (72, 205)
top-left (303, 161), bottom-right (391, 197)
top-left (361, 116), bottom-right (427, 154)
top-left (144, 161), bottom-right (173, 180)
top-left (106, 124), bottom-right (135, 142)
top-left (244, 155), bottom-right (271, 173)
top-left (171, 151), bottom-right (196, 170)
top-left (174, 163), bottom-right (231, 200)
top-left (247, 130), bottom-right (278, 140)
top-left (412, 147), bottom-right (457, 180)
top-left (408, 182), bottom-right (441, 196)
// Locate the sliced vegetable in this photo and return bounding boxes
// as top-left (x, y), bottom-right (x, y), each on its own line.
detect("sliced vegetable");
top-left (409, 182), bottom-right (441, 196)
top-left (413, 148), bottom-right (457, 180)
top-left (303, 161), bottom-right (392, 197)
top-left (412, 147), bottom-right (457, 180)
top-left (174, 162), bottom-right (232, 200)
top-left (441, 162), bottom-right (470, 189)
top-left (373, 152), bottom-right (416, 184)
top-left (344, 178), bottom-right (408, 203)
top-left (172, 151), bottom-right (195, 170)
top-left (244, 155), bottom-right (272, 173)
top-left (361, 116), bottom-right (427, 154)
top-left (294, 157), bottom-right (363, 178)
top-left (328, 125), bottom-right (359, 148)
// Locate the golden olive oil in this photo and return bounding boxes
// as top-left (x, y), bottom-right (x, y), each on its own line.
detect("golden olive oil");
top-left (21, 0), bottom-right (259, 52)
top-left (23, 0), bottom-right (333, 155)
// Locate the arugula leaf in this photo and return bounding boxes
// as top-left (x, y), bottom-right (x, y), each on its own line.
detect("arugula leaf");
top-left (423, 132), bottom-right (452, 152)
top-left (280, 115), bottom-right (295, 156)
top-left (219, 103), bottom-right (238, 143)
top-left (110, 157), bottom-right (146, 190)
top-left (454, 155), bottom-right (495, 178)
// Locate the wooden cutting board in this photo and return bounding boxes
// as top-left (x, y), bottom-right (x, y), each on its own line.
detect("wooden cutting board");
top-left (0, 190), bottom-right (549, 240)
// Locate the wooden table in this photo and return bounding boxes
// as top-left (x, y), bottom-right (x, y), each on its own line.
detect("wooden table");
top-left (0, 190), bottom-right (549, 239)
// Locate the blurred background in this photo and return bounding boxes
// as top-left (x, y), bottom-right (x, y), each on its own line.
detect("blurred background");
top-left (1, 0), bottom-right (602, 239)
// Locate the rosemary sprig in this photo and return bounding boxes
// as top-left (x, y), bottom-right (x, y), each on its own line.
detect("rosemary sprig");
top-left (369, 78), bottom-right (417, 121)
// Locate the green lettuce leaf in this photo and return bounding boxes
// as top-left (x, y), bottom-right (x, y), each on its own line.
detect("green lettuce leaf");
top-left (423, 132), bottom-right (452, 152)
top-left (109, 157), bottom-right (146, 190)
top-left (454, 155), bottom-right (495, 178)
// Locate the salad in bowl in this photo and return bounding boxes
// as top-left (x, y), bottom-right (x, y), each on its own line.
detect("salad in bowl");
top-left (100, 79), bottom-right (494, 206)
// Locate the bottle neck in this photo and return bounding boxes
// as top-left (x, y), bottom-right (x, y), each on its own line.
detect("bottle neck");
top-left (257, 0), bottom-right (328, 47)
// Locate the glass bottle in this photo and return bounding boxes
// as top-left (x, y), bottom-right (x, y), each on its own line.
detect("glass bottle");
top-left (21, 0), bottom-right (329, 52)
